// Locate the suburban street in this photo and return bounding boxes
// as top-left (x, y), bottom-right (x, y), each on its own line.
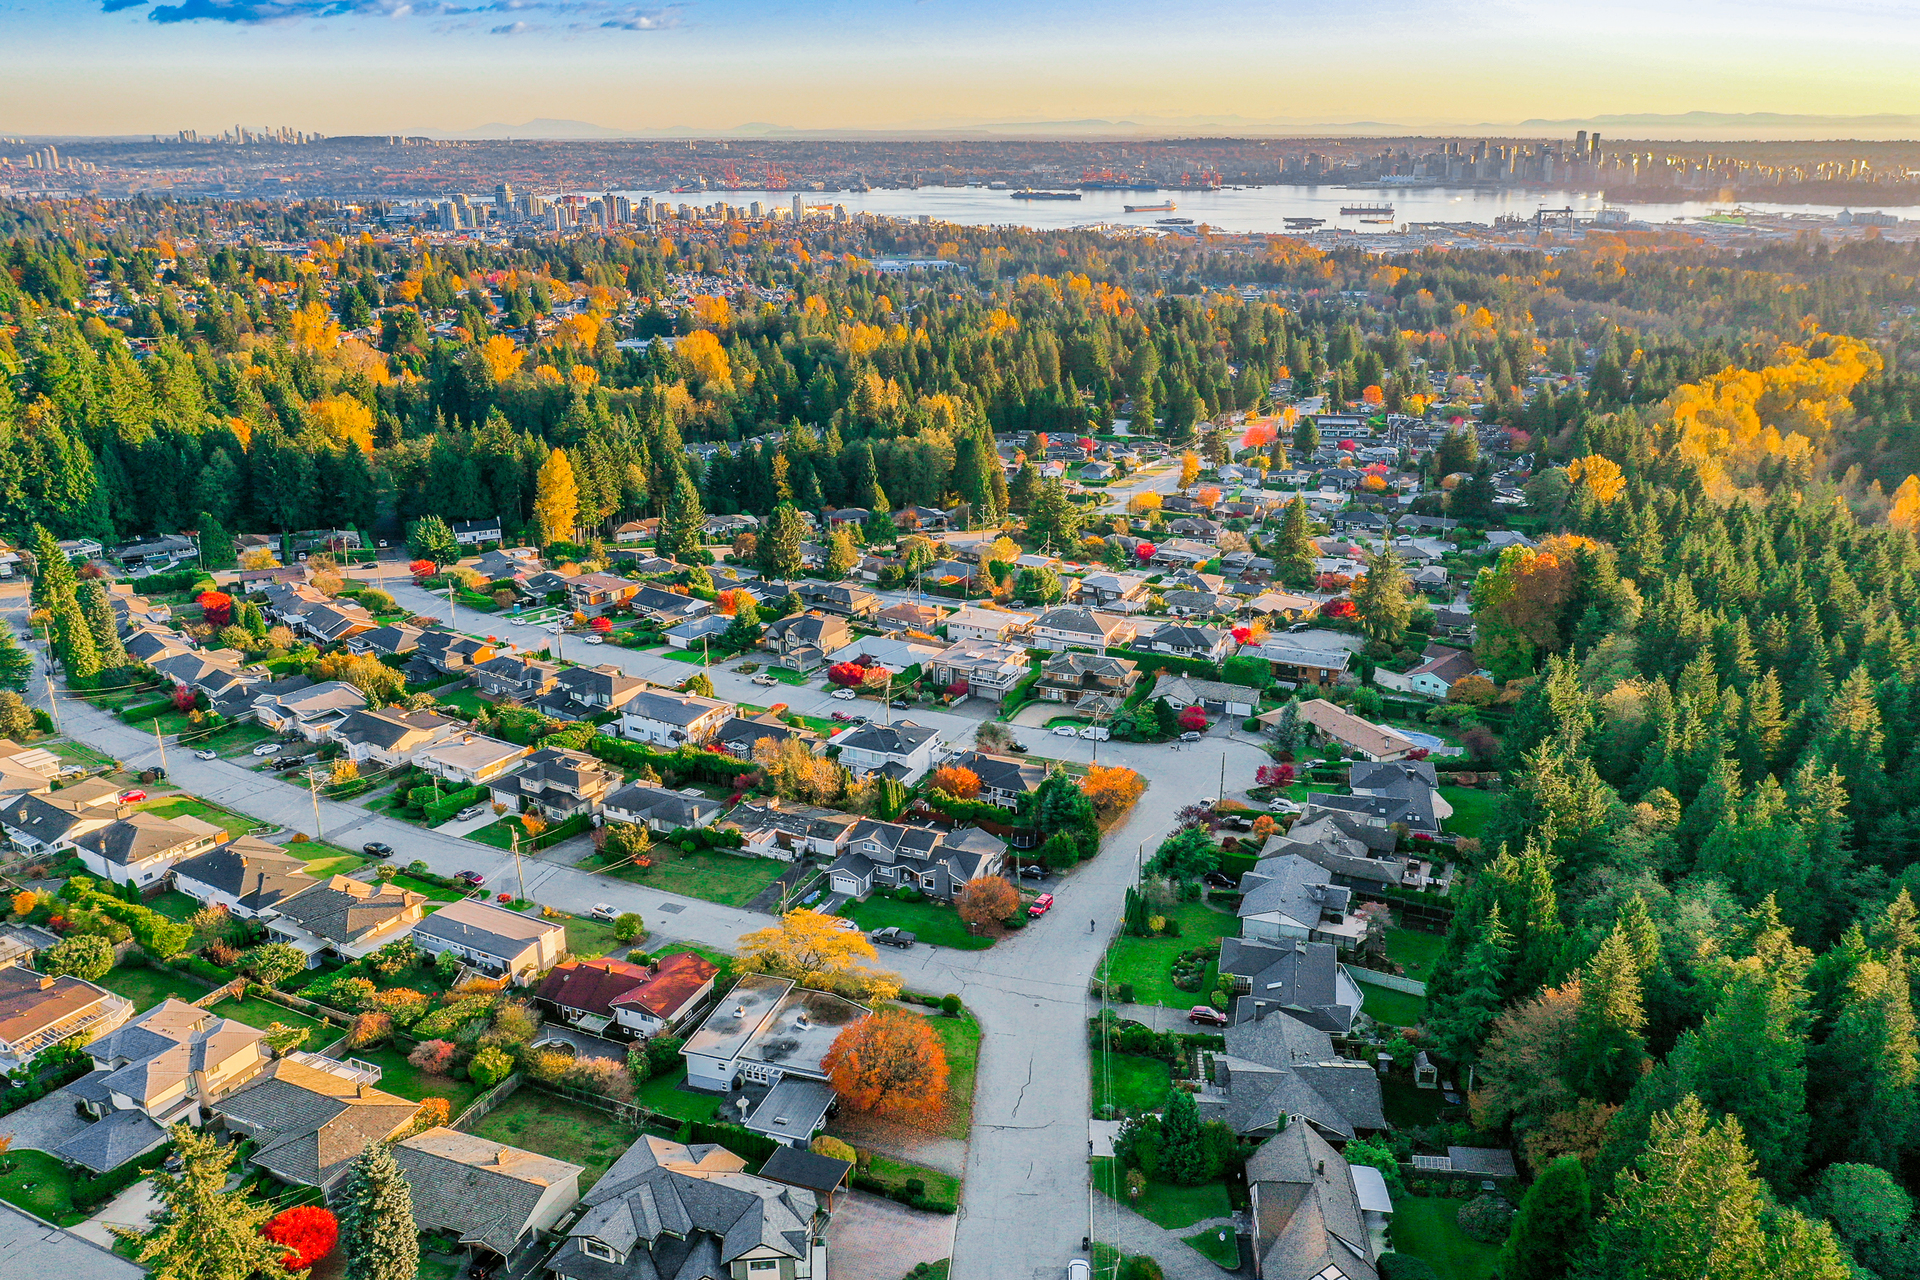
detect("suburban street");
top-left (2, 577), bottom-right (1272, 1277)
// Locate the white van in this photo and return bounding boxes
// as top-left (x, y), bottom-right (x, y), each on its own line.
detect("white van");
top-left (1079, 726), bottom-right (1110, 741)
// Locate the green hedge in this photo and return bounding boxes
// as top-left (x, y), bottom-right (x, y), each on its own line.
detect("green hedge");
top-left (586, 736), bottom-right (759, 784)
top-left (686, 1121), bottom-right (779, 1165)
top-left (120, 697), bottom-right (181, 723)
top-left (74, 1138), bottom-right (176, 1210)
top-left (423, 785), bottom-right (488, 824)
top-left (1108, 648), bottom-right (1222, 681)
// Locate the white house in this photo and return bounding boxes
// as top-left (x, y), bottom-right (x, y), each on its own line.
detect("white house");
top-left (617, 688), bottom-right (733, 748)
top-left (414, 734), bottom-right (533, 786)
top-left (534, 953), bottom-right (719, 1039)
top-left (73, 812), bottom-right (226, 889)
top-left (679, 974), bottom-right (867, 1091)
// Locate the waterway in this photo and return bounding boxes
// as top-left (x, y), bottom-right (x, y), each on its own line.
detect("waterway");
top-left (607, 183), bottom-right (1885, 235)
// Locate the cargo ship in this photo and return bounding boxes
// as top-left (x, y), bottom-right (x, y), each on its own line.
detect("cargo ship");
top-left (1011, 189), bottom-right (1083, 201)
top-left (1124, 201), bottom-right (1176, 213)
top-left (1285, 217), bottom-right (1325, 229)
top-left (1341, 203), bottom-right (1394, 217)
top-left (1156, 217), bottom-right (1194, 225)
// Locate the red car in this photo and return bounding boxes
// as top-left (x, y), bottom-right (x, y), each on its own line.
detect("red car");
top-left (1188, 1006), bottom-right (1229, 1027)
top-left (1028, 893), bottom-right (1055, 918)
top-left (455, 870), bottom-right (486, 887)
top-left (118, 789), bottom-right (146, 803)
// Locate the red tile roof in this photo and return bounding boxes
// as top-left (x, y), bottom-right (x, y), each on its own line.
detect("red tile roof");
top-left (534, 953), bottom-right (717, 1020)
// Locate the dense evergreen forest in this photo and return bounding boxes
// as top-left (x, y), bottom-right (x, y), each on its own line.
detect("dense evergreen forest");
top-left (11, 198), bottom-right (1920, 1274)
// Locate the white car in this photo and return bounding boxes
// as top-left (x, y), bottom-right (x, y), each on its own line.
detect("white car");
top-left (584, 636), bottom-right (605, 645)
top-left (589, 903), bottom-right (619, 922)
top-left (751, 675), bottom-right (777, 687)
top-left (825, 916), bottom-right (859, 932)
top-left (455, 805), bottom-right (486, 822)
top-left (1053, 725), bottom-right (1079, 737)
top-left (544, 624), bottom-right (562, 635)
top-left (510, 617), bottom-right (529, 626)
top-left (251, 742), bottom-right (282, 756)
top-left (193, 749), bottom-right (219, 760)
top-left (831, 688), bottom-right (858, 701)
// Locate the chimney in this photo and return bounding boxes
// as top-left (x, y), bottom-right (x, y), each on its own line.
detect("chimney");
top-left (1316, 1160), bottom-right (1325, 1176)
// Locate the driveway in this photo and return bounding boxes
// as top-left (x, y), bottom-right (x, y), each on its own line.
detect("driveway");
top-left (824, 1191), bottom-right (956, 1280)
top-left (70, 1176), bottom-right (163, 1248)
top-left (0, 1087), bottom-right (89, 1152)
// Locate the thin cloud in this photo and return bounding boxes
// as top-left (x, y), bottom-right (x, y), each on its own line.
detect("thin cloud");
top-left (109, 0), bottom-right (679, 26)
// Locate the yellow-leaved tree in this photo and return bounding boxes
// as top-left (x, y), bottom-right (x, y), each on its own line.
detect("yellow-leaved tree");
top-left (737, 909), bottom-right (900, 1001)
top-left (480, 335), bottom-right (523, 383)
top-left (532, 448), bottom-right (578, 545)
top-left (307, 395), bottom-right (375, 454)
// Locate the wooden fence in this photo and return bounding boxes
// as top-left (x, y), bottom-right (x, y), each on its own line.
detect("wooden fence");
top-left (452, 1072), bottom-right (524, 1131)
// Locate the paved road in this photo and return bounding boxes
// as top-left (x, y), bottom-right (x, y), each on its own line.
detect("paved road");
top-left (7, 579), bottom-right (1269, 1277)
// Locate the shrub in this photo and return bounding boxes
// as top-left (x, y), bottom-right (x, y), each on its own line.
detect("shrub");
top-left (523, 1048), bottom-right (574, 1084)
top-left (408, 1039), bottom-right (458, 1075)
top-left (333, 976), bottom-right (378, 1010)
top-left (1117, 1258), bottom-right (1165, 1280)
top-left (414, 995), bottom-right (497, 1038)
top-left (567, 1056), bottom-right (635, 1101)
top-left (467, 1045), bottom-right (514, 1089)
top-left (42, 933), bottom-right (113, 980)
top-left (260, 1205), bottom-right (339, 1271)
top-left (940, 994), bottom-right (963, 1017)
top-left (1457, 1194), bottom-right (1517, 1244)
top-left (811, 1135), bottom-right (856, 1163)
top-left (488, 1000), bottom-right (540, 1045)
top-left (241, 941), bottom-right (307, 987)
top-left (373, 987), bottom-right (429, 1026)
top-left (434, 949), bottom-right (462, 980)
top-left (614, 912), bottom-right (645, 943)
top-left (346, 1011), bottom-right (393, 1049)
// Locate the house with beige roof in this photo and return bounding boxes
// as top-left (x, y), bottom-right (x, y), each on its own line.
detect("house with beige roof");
top-left (1268, 699), bottom-right (1419, 762)
top-left (415, 733), bottom-right (533, 786)
top-left (410, 898), bottom-right (566, 983)
top-left (73, 811), bottom-right (226, 889)
top-left (392, 1127), bottom-right (584, 1264)
top-left (0, 967), bottom-right (133, 1072)
top-left (266, 875), bottom-right (427, 965)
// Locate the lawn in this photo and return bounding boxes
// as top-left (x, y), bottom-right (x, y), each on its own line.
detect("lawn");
top-left (1098, 902), bottom-right (1238, 1007)
top-left (845, 897), bottom-right (995, 952)
top-left (1182, 1224), bottom-right (1240, 1269)
top-left (866, 1154), bottom-right (961, 1207)
top-left (1362, 985), bottom-right (1428, 1028)
top-left (1439, 786), bottom-right (1499, 839)
top-left (208, 994), bottom-right (326, 1041)
top-left (286, 840), bottom-right (368, 878)
top-left (346, 1044), bottom-right (484, 1114)
top-left (925, 1011), bottom-right (981, 1139)
top-left (1386, 927), bottom-right (1446, 984)
top-left (1390, 1195), bottom-right (1500, 1280)
top-left (97, 963), bottom-right (214, 1009)
top-left (1091, 1157), bottom-right (1231, 1230)
top-left (0, 1150), bottom-right (83, 1225)
top-left (615, 847), bottom-right (787, 908)
top-left (433, 686), bottom-right (493, 717)
top-left (467, 1090), bottom-right (632, 1192)
top-left (48, 739), bottom-right (117, 771)
top-left (136, 795), bottom-right (261, 838)
top-left (1383, 1076), bottom-right (1454, 1128)
top-left (388, 872), bottom-right (469, 902)
top-left (632, 1063), bottom-right (724, 1123)
top-left (1090, 1051), bottom-right (1172, 1118)
top-left (641, 942), bottom-right (736, 984)
top-left (562, 915), bottom-right (626, 959)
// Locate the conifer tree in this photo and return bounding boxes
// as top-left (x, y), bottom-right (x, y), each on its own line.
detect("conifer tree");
top-left (338, 1140), bottom-right (419, 1280)
top-left (658, 459), bottom-right (707, 562)
top-left (1497, 1155), bottom-right (1591, 1280)
top-left (758, 502), bottom-right (805, 581)
top-left (1350, 543), bottom-right (1411, 644)
top-left (130, 1123), bottom-right (292, 1280)
top-left (196, 510), bottom-right (236, 570)
top-left (76, 578), bottom-right (126, 670)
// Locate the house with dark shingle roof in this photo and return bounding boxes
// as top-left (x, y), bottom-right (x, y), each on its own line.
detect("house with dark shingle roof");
top-left (535, 953), bottom-right (719, 1039)
top-left (68, 999), bottom-right (268, 1137)
top-left (830, 720), bottom-right (941, 785)
top-left (535, 663), bottom-right (647, 721)
top-left (617, 688), bottom-right (733, 748)
top-left (392, 1126), bottom-right (583, 1261)
top-left (328, 707), bottom-right (463, 769)
top-left (0, 782), bottom-right (126, 856)
top-left (410, 898), bottom-right (566, 983)
top-left (1219, 938), bottom-right (1364, 1036)
top-left (602, 784), bottom-right (725, 834)
top-left (346, 622), bottom-right (424, 658)
top-left (73, 811), bottom-right (225, 890)
top-left (1246, 1122), bottom-right (1381, 1280)
top-left (266, 875), bottom-right (426, 965)
top-left (215, 1057), bottom-right (421, 1194)
top-left (488, 746), bottom-right (620, 821)
top-left (825, 817), bottom-right (1003, 902)
top-left (171, 836), bottom-right (316, 919)
top-left (940, 749), bottom-right (1046, 810)
top-left (1196, 1008), bottom-right (1387, 1142)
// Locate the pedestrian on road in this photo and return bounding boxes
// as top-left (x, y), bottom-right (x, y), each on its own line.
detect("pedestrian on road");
top-left (1089, 919), bottom-right (1096, 933)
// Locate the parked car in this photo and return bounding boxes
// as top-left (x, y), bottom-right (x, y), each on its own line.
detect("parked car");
top-left (1009, 742), bottom-right (1030, 753)
top-left (251, 742), bottom-right (281, 756)
top-left (1028, 893), bottom-right (1055, 918)
top-left (193, 749), bottom-right (218, 760)
top-left (831, 688), bottom-right (858, 701)
top-left (362, 842), bottom-right (394, 859)
top-left (270, 756), bottom-right (306, 770)
top-left (1269, 799), bottom-right (1303, 816)
top-left (1202, 870), bottom-right (1237, 890)
top-left (1018, 864), bottom-right (1047, 880)
top-left (509, 617), bottom-right (529, 626)
top-left (870, 926), bottom-right (917, 949)
top-left (1052, 725), bottom-right (1079, 737)
top-left (752, 675), bottom-right (778, 686)
top-left (455, 805), bottom-right (486, 822)
top-left (589, 903), bottom-right (618, 921)
top-left (454, 870), bottom-right (486, 886)
top-left (118, 789), bottom-right (146, 803)
top-left (825, 915), bottom-right (858, 932)
top-left (1179, 731), bottom-right (1202, 742)
top-left (831, 711), bottom-right (852, 722)
top-left (1079, 726), bottom-right (1110, 741)
top-left (1187, 1005), bottom-right (1229, 1027)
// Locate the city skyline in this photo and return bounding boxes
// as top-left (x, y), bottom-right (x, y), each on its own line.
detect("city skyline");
top-left (3, 0), bottom-right (1920, 137)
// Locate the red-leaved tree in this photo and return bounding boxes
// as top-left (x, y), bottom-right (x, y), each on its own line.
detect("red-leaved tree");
top-left (827, 662), bottom-right (868, 688)
top-left (261, 1205), bottom-right (338, 1270)
top-left (1134, 542), bottom-right (1157, 562)
top-left (1256, 763), bottom-right (1296, 788)
top-left (171, 683), bottom-right (197, 713)
top-left (1178, 705), bottom-right (1208, 732)
top-left (589, 615), bottom-right (613, 632)
top-left (197, 590), bottom-right (233, 627)
top-left (409, 559), bottom-right (436, 579)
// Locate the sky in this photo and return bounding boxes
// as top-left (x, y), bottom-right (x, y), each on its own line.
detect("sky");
top-left (3, 0), bottom-right (1920, 137)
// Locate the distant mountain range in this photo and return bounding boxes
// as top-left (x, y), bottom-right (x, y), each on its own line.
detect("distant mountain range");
top-left (410, 111), bottom-right (1920, 143)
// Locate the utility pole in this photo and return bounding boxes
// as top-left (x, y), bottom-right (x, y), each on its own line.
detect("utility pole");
top-left (151, 719), bottom-right (169, 777)
top-left (37, 619), bottom-right (60, 733)
top-left (511, 827), bottom-right (527, 904)
top-left (306, 767), bottom-right (324, 840)
top-left (1219, 751), bottom-right (1226, 801)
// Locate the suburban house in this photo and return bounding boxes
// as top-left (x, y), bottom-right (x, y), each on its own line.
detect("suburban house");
top-left (1243, 591), bottom-right (1320, 623)
top-left (1245, 1121), bottom-right (1384, 1280)
top-left (1279, 699), bottom-right (1419, 762)
top-left (943, 607), bottom-right (1034, 644)
top-left (414, 631), bottom-right (496, 676)
top-left (602, 783), bottom-right (725, 833)
top-left (535, 953), bottom-right (719, 1039)
top-left (150, 649), bottom-right (258, 704)
top-left (941, 749), bottom-right (1046, 809)
top-left (926, 639), bottom-right (1031, 703)
top-left (547, 1136), bottom-right (826, 1280)
top-left (536, 663), bottom-right (647, 720)
top-left (414, 734), bottom-right (533, 786)
top-left (718, 801), bottom-right (858, 862)
top-left (1152, 675), bottom-right (1262, 720)
top-left (764, 613), bottom-right (853, 674)
top-left (470, 653), bottom-right (561, 702)
top-left (392, 1127), bottom-right (584, 1266)
top-left (831, 720), bottom-right (941, 784)
top-left (1396, 645), bottom-right (1480, 700)
top-left (453, 518), bottom-right (505, 546)
top-left (73, 812), bottom-right (226, 889)
top-left (1236, 853), bottom-right (1369, 949)
top-left (409, 898), bottom-right (566, 983)
top-left (662, 612), bottom-right (731, 651)
top-left (0, 922), bottom-right (58, 969)
top-left (875, 601), bottom-right (946, 634)
top-left (0, 779), bottom-right (127, 856)
top-left (65, 1000), bottom-right (269, 1162)
top-left (797, 582), bottom-right (880, 619)
top-left (253, 681), bottom-right (368, 742)
top-left (291, 601), bottom-right (376, 646)
top-left (742, 1076), bottom-right (840, 1151)
top-left (170, 837), bottom-right (316, 919)
top-left (266, 875), bottom-right (427, 965)
top-left (628, 585), bottom-right (713, 627)
top-left (681, 974), bottom-right (867, 1091)
top-left (825, 818), bottom-right (1005, 901)
top-left (1143, 622), bottom-right (1235, 663)
top-left (1036, 652), bottom-right (1138, 709)
top-left (1072, 571), bottom-right (1152, 612)
top-left (215, 1056), bottom-right (421, 1194)
top-left (1027, 606), bottom-right (1137, 653)
top-left (712, 712), bottom-right (820, 761)
top-left (1219, 937), bottom-right (1365, 1036)
top-left (487, 747), bottom-right (620, 820)
top-left (1245, 640), bottom-right (1353, 687)
top-left (0, 967), bottom-right (134, 1072)
top-left (345, 622), bottom-right (424, 658)
top-left (1198, 1007), bottom-right (1387, 1143)
top-left (328, 707), bottom-right (464, 769)
top-left (566, 573), bottom-right (642, 616)
top-left (618, 688), bottom-right (733, 747)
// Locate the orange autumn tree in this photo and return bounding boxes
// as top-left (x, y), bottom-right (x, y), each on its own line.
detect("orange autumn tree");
top-left (1080, 765), bottom-right (1145, 814)
top-left (823, 1007), bottom-right (949, 1122)
top-left (930, 765), bottom-right (981, 800)
top-left (956, 875), bottom-right (1019, 928)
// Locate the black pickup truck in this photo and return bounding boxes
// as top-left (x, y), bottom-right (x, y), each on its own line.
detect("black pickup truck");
top-left (869, 927), bottom-right (917, 949)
